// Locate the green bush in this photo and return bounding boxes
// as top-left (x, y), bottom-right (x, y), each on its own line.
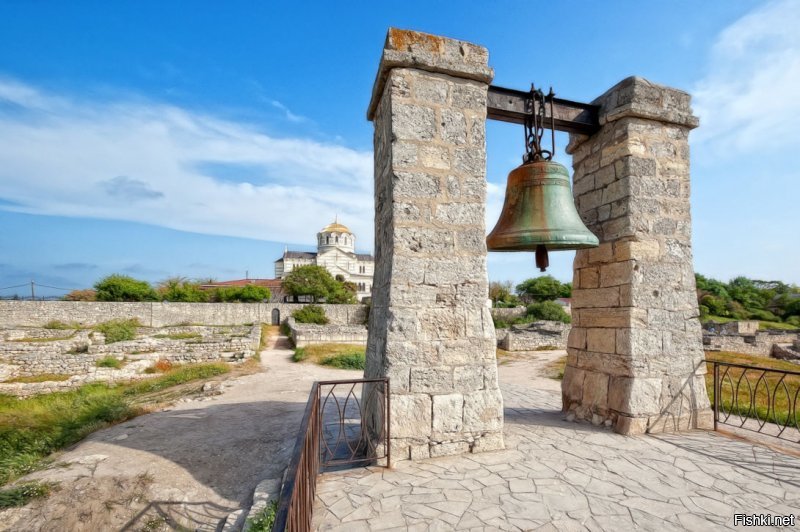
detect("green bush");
top-left (321, 351), bottom-right (366, 370)
top-left (95, 356), bottom-right (123, 369)
top-left (94, 274), bottom-right (158, 302)
top-left (157, 278), bottom-right (209, 302)
top-left (94, 319), bottom-right (139, 344)
top-left (786, 316), bottom-right (800, 327)
top-left (526, 301), bottom-right (571, 323)
top-left (292, 347), bottom-right (307, 362)
top-left (748, 309), bottom-right (780, 322)
top-left (492, 317), bottom-right (509, 329)
top-left (247, 500), bottom-right (278, 532)
top-left (279, 320), bottom-right (291, 336)
top-left (292, 305), bottom-right (328, 324)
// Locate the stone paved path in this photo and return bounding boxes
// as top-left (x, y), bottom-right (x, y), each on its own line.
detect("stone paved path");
top-left (313, 353), bottom-right (800, 531)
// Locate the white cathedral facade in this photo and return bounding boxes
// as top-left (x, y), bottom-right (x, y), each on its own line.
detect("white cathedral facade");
top-left (274, 220), bottom-right (375, 302)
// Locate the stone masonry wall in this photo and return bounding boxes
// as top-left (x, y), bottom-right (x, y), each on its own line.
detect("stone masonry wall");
top-left (0, 301), bottom-right (366, 328)
top-left (703, 331), bottom-right (799, 357)
top-left (562, 77), bottom-right (713, 434)
top-left (499, 321), bottom-right (570, 352)
top-left (287, 318), bottom-right (368, 347)
top-left (365, 29), bottom-right (503, 462)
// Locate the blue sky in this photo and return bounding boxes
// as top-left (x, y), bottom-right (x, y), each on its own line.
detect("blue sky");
top-left (1, 1), bottom-right (798, 298)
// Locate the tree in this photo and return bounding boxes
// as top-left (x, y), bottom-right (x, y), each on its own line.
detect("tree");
top-left (94, 274), bottom-right (158, 302)
top-left (282, 265), bottom-right (354, 303)
top-left (292, 304), bottom-right (328, 324)
top-left (157, 277), bottom-right (209, 302)
top-left (64, 289), bottom-right (97, 301)
top-left (515, 275), bottom-right (568, 303)
top-left (489, 281), bottom-right (521, 308)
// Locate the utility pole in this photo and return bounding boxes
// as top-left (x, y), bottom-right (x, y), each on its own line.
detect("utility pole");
top-left (30, 280), bottom-right (35, 301)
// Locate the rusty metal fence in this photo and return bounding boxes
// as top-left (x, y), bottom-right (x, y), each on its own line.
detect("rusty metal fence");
top-left (712, 360), bottom-right (800, 443)
top-left (272, 378), bottom-right (389, 531)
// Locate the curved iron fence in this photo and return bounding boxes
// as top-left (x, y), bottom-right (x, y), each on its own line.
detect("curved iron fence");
top-left (711, 360), bottom-right (800, 443)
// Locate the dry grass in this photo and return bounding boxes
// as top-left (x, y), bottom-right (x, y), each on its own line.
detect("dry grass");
top-left (3, 374), bottom-right (73, 384)
top-left (543, 355), bottom-right (567, 380)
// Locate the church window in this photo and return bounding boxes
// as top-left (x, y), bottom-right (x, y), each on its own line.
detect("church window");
top-left (336, 236), bottom-right (339, 243)
top-left (326, 236), bottom-right (330, 244)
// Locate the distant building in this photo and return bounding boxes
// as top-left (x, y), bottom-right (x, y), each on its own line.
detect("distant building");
top-left (274, 219), bottom-right (374, 302)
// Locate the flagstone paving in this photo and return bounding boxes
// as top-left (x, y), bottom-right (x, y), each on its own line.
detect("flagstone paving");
top-left (312, 353), bottom-right (800, 531)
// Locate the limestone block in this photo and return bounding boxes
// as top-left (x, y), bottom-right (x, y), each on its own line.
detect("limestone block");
top-left (607, 376), bottom-right (662, 416)
top-left (410, 366), bottom-right (454, 393)
top-left (392, 104), bottom-right (436, 141)
top-left (432, 394), bottom-right (464, 433)
top-left (412, 75), bottom-right (449, 105)
top-left (572, 287), bottom-right (620, 309)
top-left (463, 389), bottom-right (503, 432)
top-left (586, 328), bottom-right (616, 354)
top-left (471, 432), bottom-right (504, 453)
top-left (391, 394), bottom-right (432, 439)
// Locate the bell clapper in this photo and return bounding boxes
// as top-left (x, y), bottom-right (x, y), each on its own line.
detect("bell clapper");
top-left (535, 245), bottom-right (549, 272)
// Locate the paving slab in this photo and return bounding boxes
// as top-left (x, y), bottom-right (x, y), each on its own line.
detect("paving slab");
top-left (313, 351), bottom-right (800, 531)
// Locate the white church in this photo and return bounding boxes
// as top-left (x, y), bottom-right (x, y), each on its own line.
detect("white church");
top-left (274, 219), bottom-right (375, 302)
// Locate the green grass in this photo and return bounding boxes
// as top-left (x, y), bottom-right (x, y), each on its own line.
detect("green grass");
top-left (3, 374), bottom-right (72, 384)
top-left (0, 481), bottom-right (56, 508)
top-left (321, 351), bottom-right (366, 370)
top-left (292, 347), bottom-right (308, 362)
top-left (153, 332), bottom-right (202, 340)
top-left (0, 362), bottom-right (231, 487)
top-left (94, 319), bottom-right (139, 344)
top-left (247, 500), bottom-right (278, 532)
top-left (95, 356), bottom-right (124, 369)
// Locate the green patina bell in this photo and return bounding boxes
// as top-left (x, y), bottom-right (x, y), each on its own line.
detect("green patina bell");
top-left (487, 159), bottom-right (599, 272)
top-left (487, 85), bottom-right (599, 272)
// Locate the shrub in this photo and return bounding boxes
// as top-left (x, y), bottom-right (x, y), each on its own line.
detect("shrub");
top-left (492, 317), bottom-right (509, 329)
top-left (292, 347), bottom-right (307, 362)
top-left (63, 289), bottom-right (96, 301)
top-left (292, 305), bottom-right (328, 325)
top-left (96, 356), bottom-right (123, 369)
top-left (526, 301), bottom-right (571, 323)
top-left (748, 309), bottom-right (780, 322)
top-left (94, 319), bottom-right (139, 344)
top-left (786, 315), bottom-right (800, 327)
top-left (94, 275), bottom-right (158, 302)
top-left (279, 320), bottom-right (291, 336)
top-left (321, 352), bottom-right (365, 370)
top-left (157, 278), bottom-right (209, 302)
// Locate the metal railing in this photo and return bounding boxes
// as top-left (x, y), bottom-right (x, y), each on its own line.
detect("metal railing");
top-left (711, 360), bottom-right (800, 443)
top-left (272, 378), bottom-right (389, 532)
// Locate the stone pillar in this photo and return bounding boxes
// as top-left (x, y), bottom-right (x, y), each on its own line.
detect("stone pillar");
top-left (365, 28), bottom-right (504, 461)
top-left (562, 77), bottom-right (713, 434)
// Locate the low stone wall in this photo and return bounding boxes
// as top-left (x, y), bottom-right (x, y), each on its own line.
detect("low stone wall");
top-left (499, 321), bottom-right (570, 352)
top-left (287, 318), bottom-right (368, 347)
top-left (0, 325), bottom-right (261, 382)
top-left (0, 301), bottom-right (366, 328)
top-left (772, 343), bottom-right (800, 362)
top-left (490, 307), bottom-right (527, 322)
top-left (703, 330), bottom-right (799, 357)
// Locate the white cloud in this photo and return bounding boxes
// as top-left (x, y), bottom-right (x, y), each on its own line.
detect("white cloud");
top-left (0, 78), bottom-right (374, 248)
top-left (692, 0), bottom-right (800, 158)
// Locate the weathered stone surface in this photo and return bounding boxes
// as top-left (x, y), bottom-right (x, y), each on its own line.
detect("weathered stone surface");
top-left (562, 77), bottom-right (712, 434)
top-left (366, 29), bottom-right (502, 461)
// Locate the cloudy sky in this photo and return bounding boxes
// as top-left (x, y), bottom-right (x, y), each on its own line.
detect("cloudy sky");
top-left (0, 1), bottom-right (798, 297)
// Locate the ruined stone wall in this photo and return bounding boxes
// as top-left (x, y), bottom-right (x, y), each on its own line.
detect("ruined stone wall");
top-left (365, 29), bottom-right (503, 461)
top-left (287, 318), bottom-right (368, 347)
top-left (0, 301), bottom-right (366, 327)
top-left (0, 325), bottom-right (260, 381)
top-left (562, 77), bottom-right (712, 434)
top-left (489, 307), bottom-right (527, 321)
top-left (703, 331), bottom-right (799, 357)
top-left (500, 321), bottom-right (570, 352)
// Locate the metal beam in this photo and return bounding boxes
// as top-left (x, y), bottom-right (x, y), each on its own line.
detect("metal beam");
top-left (487, 85), bottom-right (600, 135)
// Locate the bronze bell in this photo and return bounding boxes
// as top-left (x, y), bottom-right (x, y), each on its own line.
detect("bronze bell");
top-left (486, 85), bottom-right (598, 272)
top-left (487, 159), bottom-right (599, 271)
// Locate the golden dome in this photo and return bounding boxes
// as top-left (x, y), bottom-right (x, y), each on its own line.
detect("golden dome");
top-left (320, 221), bottom-right (351, 234)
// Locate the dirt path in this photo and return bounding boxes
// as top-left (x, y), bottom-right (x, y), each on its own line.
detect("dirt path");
top-left (1, 333), bottom-right (360, 532)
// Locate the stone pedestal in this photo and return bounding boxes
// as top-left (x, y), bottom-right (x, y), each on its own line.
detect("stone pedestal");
top-left (365, 28), bottom-right (504, 461)
top-left (562, 77), bottom-right (713, 434)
